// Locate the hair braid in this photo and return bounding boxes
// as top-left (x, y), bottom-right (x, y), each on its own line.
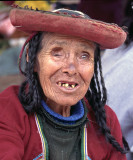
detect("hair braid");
top-left (97, 46), bottom-right (107, 104)
top-left (19, 32), bottom-right (43, 113)
top-left (86, 45), bottom-right (126, 154)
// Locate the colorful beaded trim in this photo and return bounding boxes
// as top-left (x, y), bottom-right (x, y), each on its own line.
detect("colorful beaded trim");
top-left (11, 4), bottom-right (86, 19)
top-left (35, 113), bottom-right (49, 160)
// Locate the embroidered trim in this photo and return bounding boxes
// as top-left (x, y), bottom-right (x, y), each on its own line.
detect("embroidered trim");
top-left (35, 113), bottom-right (48, 160)
top-left (33, 153), bottom-right (43, 160)
top-left (85, 127), bottom-right (91, 160)
top-left (81, 125), bottom-right (91, 160)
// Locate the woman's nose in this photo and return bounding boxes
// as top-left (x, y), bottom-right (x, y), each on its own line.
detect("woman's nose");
top-left (61, 56), bottom-right (77, 76)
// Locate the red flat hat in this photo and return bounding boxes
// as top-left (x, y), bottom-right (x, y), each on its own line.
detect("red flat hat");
top-left (9, 6), bottom-right (127, 49)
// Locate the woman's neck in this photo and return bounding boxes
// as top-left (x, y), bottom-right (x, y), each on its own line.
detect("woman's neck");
top-left (46, 99), bottom-right (71, 117)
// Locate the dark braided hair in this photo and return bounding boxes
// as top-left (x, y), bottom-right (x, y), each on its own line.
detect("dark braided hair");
top-left (19, 32), bottom-right (126, 153)
top-left (19, 32), bottom-right (44, 113)
top-left (86, 45), bottom-right (127, 154)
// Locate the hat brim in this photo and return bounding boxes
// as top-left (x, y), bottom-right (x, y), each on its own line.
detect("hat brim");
top-left (10, 8), bottom-right (127, 49)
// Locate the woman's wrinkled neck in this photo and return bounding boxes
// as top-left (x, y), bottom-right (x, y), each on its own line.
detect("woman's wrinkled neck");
top-left (46, 99), bottom-right (71, 117)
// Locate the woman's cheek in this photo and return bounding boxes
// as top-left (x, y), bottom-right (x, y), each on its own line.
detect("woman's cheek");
top-left (81, 65), bottom-right (94, 82)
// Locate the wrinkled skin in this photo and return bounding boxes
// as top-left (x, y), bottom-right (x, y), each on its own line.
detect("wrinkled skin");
top-left (35, 33), bottom-right (95, 117)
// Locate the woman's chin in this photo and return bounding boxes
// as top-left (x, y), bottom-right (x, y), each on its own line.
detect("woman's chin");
top-left (46, 96), bottom-right (79, 107)
top-left (54, 98), bottom-right (80, 107)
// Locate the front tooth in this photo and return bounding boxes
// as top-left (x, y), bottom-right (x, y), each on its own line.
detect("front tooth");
top-left (58, 82), bottom-right (61, 86)
top-left (62, 84), bottom-right (65, 87)
top-left (65, 83), bottom-right (69, 87)
top-left (71, 84), bottom-right (75, 88)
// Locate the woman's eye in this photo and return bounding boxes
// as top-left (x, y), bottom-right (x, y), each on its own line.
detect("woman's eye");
top-left (80, 52), bottom-right (90, 59)
top-left (51, 47), bottom-right (63, 57)
top-left (53, 53), bottom-right (62, 57)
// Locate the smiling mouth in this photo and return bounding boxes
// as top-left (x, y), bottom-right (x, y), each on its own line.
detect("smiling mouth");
top-left (57, 81), bottom-right (78, 89)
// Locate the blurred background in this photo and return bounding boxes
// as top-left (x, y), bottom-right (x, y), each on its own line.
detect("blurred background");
top-left (0, 0), bottom-right (126, 92)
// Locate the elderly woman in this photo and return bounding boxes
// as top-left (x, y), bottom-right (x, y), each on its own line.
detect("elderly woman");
top-left (0, 5), bottom-right (127, 160)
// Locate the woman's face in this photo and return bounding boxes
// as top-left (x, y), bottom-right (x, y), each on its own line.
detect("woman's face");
top-left (36, 33), bottom-right (95, 108)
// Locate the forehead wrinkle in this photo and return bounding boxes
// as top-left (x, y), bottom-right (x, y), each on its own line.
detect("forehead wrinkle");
top-left (49, 40), bottom-right (68, 46)
top-left (41, 33), bottom-right (96, 53)
top-left (79, 42), bottom-right (95, 50)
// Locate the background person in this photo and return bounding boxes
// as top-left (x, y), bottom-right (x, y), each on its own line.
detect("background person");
top-left (102, 0), bottom-right (133, 159)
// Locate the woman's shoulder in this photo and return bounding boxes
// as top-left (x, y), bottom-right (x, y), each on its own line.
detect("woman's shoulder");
top-left (104, 104), bottom-right (117, 118)
top-left (0, 86), bottom-right (42, 159)
top-left (84, 98), bottom-right (120, 130)
top-left (0, 85), bottom-right (30, 129)
top-left (0, 85), bottom-right (19, 99)
top-left (0, 85), bottom-right (25, 113)
top-left (0, 85), bottom-right (19, 97)
top-left (104, 105), bottom-right (120, 127)
top-left (84, 98), bottom-right (117, 120)
top-left (85, 101), bottom-right (125, 159)
top-left (0, 85), bottom-right (37, 138)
